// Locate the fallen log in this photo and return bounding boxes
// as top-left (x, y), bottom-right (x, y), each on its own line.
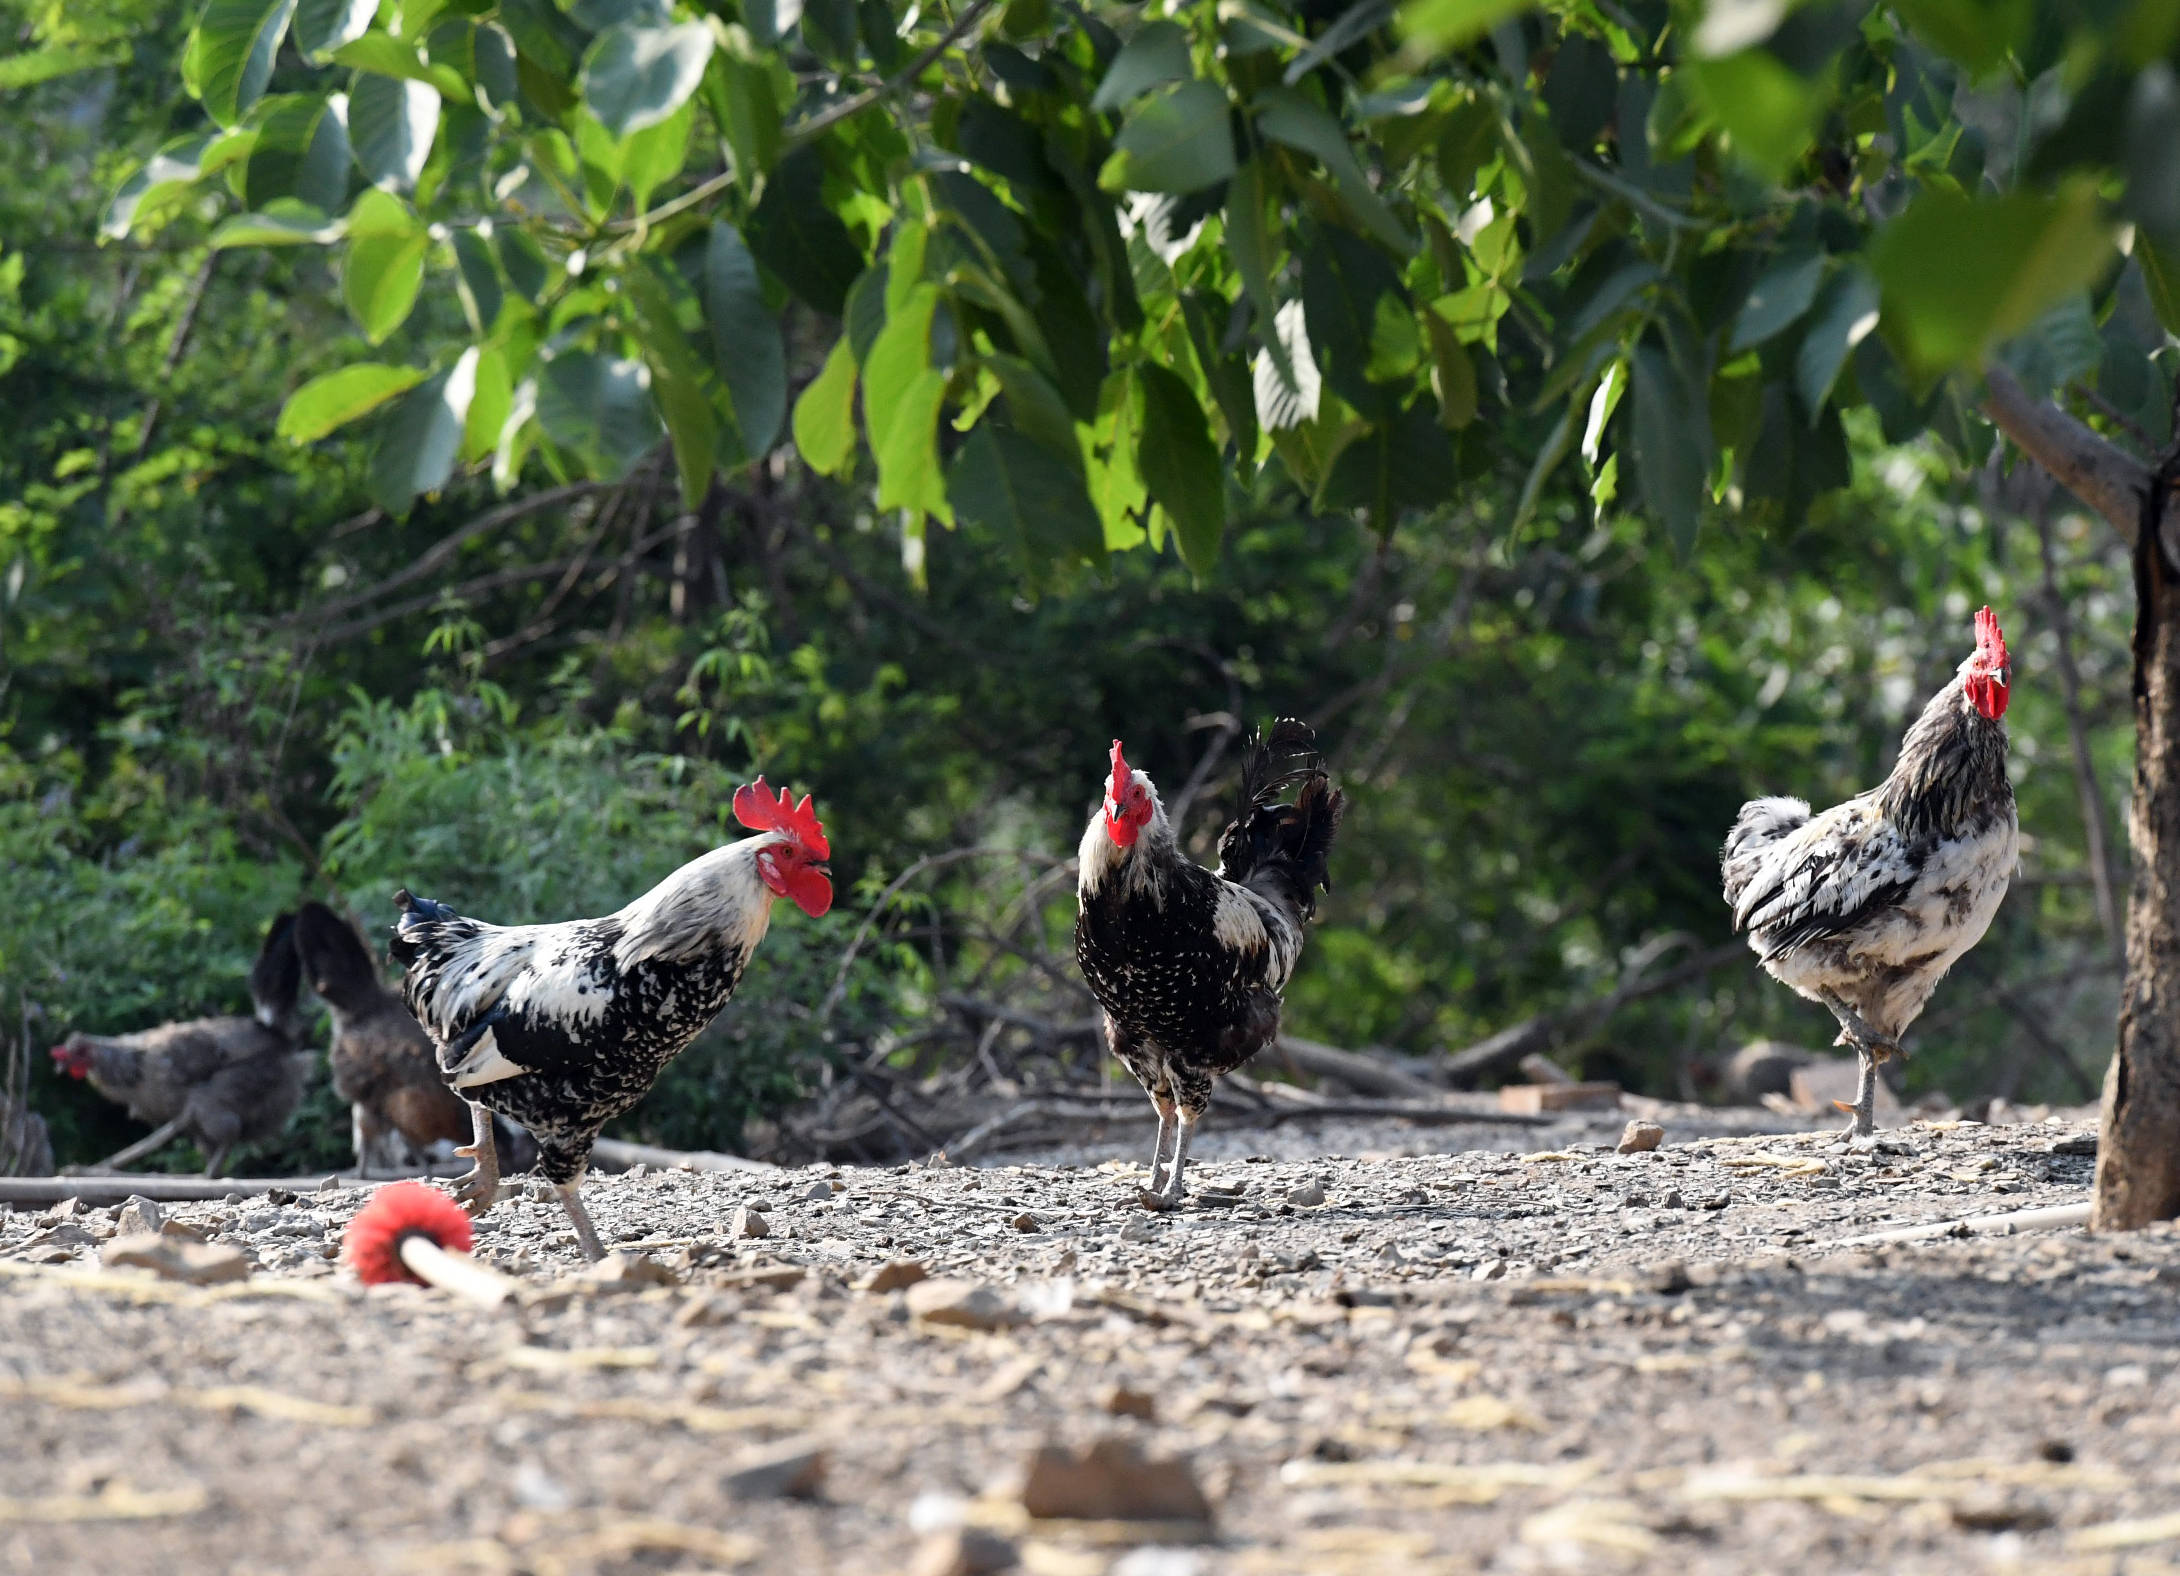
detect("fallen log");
top-left (0, 1166), bottom-right (464, 1208)
top-left (1276, 1036), bottom-right (1442, 1100)
top-left (1828, 1200), bottom-right (2090, 1248)
top-left (590, 1138), bottom-right (779, 1175)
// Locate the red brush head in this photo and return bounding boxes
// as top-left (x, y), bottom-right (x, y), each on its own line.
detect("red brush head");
top-left (1965, 605), bottom-right (2012, 722)
top-left (344, 1181), bottom-right (474, 1285)
top-left (735, 777), bottom-right (832, 917)
top-left (1102, 740), bottom-right (1156, 848)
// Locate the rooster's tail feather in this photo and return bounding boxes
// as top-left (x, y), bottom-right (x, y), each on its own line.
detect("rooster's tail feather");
top-left (1721, 796), bottom-right (1812, 918)
top-left (295, 903), bottom-right (386, 1012)
top-left (247, 913), bottom-right (303, 1030)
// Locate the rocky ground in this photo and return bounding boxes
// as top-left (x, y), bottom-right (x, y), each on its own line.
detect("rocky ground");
top-left (4, 1100), bottom-right (2179, 1575)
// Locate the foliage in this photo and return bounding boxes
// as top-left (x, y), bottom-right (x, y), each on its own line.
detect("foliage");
top-left (80, 0), bottom-right (2180, 589)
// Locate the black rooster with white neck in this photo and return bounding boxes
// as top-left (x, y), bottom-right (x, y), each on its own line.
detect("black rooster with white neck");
top-left (388, 779), bottom-right (832, 1258)
top-left (1076, 720), bottom-right (1345, 1208)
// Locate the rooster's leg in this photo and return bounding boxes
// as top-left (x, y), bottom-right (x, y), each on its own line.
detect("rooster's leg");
top-left (1815, 990), bottom-right (1897, 1137)
top-left (556, 1179), bottom-right (607, 1262)
top-left (1144, 1097), bottom-right (1177, 1193)
top-left (1146, 1111), bottom-right (1199, 1209)
top-left (1843, 1050), bottom-right (1881, 1138)
top-left (448, 1101), bottom-right (502, 1217)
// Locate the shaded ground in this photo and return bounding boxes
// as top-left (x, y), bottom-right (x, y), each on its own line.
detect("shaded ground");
top-left (4, 1102), bottom-right (2177, 1575)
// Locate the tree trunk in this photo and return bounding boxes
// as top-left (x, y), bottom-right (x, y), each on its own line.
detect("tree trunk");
top-left (1977, 366), bottom-right (2173, 1230)
top-left (2097, 456), bottom-right (2180, 1228)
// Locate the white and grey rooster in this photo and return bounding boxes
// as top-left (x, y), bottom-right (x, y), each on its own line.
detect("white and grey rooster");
top-left (387, 779), bottom-right (832, 1258)
top-left (1722, 606), bottom-right (2018, 1135)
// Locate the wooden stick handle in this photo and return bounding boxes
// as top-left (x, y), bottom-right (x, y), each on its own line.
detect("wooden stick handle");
top-left (398, 1234), bottom-right (519, 1308)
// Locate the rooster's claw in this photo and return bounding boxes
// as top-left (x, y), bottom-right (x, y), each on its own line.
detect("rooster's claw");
top-left (1135, 1188), bottom-right (1178, 1212)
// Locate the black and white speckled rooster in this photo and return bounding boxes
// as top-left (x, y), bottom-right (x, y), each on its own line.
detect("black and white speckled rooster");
top-left (387, 780), bottom-right (831, 1258)
top-left (1076, 720), bottom-right (1345, 1208)
top-left (1723, 606), bottom-right (2018, 1136)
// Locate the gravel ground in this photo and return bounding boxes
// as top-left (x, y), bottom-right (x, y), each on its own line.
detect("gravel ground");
top-left (4, 1101), bottom-right (2177, 1576)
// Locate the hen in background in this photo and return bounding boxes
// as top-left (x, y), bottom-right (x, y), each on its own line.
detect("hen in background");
top-left (1723, 606), bottom-right (2018, 1136)
top-left (295, 901), bottom-right (536, 1178)
top-left (50, 914), bottom-right (310, 1175)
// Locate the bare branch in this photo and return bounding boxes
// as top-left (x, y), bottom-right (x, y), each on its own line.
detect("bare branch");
top-left (1982, 365), bottom-right (2151, 543)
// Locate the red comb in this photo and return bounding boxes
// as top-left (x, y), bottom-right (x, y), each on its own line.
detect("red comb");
top-left (1975, 605), bottom-right (2008, 662)
top-left (1109, 740), bottom-right (1129, 803)
top-left (344, 1181), bottom-right (473, 1285)
top-left (733, 776), bottom-right (830, 860)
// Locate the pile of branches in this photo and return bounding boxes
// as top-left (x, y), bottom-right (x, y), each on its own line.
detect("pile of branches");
top-left (742, 849), bottom-right (1744, 1166)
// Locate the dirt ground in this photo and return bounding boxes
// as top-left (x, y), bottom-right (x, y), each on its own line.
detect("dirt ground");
top-left (5, 1099), bottom-right (2180, 1576)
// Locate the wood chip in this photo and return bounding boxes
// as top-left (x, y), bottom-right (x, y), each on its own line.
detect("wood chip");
top-left (0, 1480), bottom-right (208, 1524)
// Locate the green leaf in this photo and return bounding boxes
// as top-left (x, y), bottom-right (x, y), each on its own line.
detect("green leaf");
top-left (349, 73), bottom-right (441, 191)
top-left (2140, 236), bottom-right (2180, 336)
top-left (1090, 21), bottom-right (1191, 112)
top-left (1398, 0), bottom-right (1534, 57)
top-left (278, 362), bottom-right (428, 442)
top-left (710, 51), bottom-right (783, 182)
top-left (1630, 344), bottom-right (1710, 554)
top-left (652, 367), bottom-right (721, 508)
top-left (1303, 227), bottom-right (1405, 418)
top-left (1099, 80), bottom-right (1237, 195)
top-left (369, 348), bottom-right (478, 511)
top-left (330, 33), bottom-right (468, 98)
top-left (1684, 50), bottom-right (1821, 182)
top-left (1730, 251), bottom-right (1826, 351)
top-left (792, 334), bottom-right (859, 477)
top-left (186, 0), bottom-right (300, 126)
top-left (745, 146), bottom-right (866, 317)
top-left (623, 100), bottom-right (693, 211)
top-left (1317, 398), bottom-right (1457, 519)
top-left (1869, 184), bottom-right (2119, 373)
top-left (242, 94), bottom-right (351, 213)
top-left (945, 424), bottom-right (1105, 587)
top-left (705, 222), bottom-right (788, 460)
top-left (104, 134), bottom-right (217, 239)
top-left (1227, 160), bottom-right (1292, 386)
top-left (343, 189), bottom-right (428, 343)
top-left (451, 229), bottom-right (504, 336)
top-left (1422, 306), bottom-right (1476, 428)
top-left (863, 284), bottom-right (953, 526)
top-left (1135, 362), bottom-right (1225, 572)
top-left (1795, 267), bottom-right (1880, 417)
top-left (294, 0), bottom-right (376, 57)
top-left (1888, 0), bottom-right (2028, 75)
top-left (984, 355), bottom-right (1082, 472)
top-left (211, 199), bottom-right (345, 247)
top-left (1254, 87), bottom-right (1415, 253)
top-left (1086, 369), bottom-right (1149, 550)
top-left (535, 352), bottom-right (665, 480)
top-left (581, 20), bottom-right (714, 138)
top-left (0, 41), bottom-right (128, 90)
top-left (463, 344), bottom-right (512, 463)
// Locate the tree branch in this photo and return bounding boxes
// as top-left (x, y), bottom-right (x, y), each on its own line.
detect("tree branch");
top-left (1982, 365), bottom-right (2152, 543)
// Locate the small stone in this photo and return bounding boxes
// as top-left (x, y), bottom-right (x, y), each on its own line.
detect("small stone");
top-left (910, 1528), bottom-right (1020, 1576)
top-left (864, 1259), bottom-right (930, 1294)
top-left (731, 1207), bottom-right (771, 1240)
top-left (1102, 1385), bottom-right (1157, 1420)
top-left (676, 1294), bottom-right (733, 1327)
top-left (625, 1162), bottom-right (650, 1179)
top-left (101, 1234), bottom-right (251, 1285)
top-left (1285, 1181), bottom-right (1327, 1208)
top-left (1617, 1120), bottom-right (1666, 1154)
top-left (800, 1180), bottom-right (834, 1202)
top-left (266, 1187), bottom-right (297, 1206)
top-left (1647, 1259), bottom-right (1693, 1295)
top-left (1009, 1212), bottom-right (1040, 1233)
top-left (580, 1252), bottom-right (680, 1290)
top-left (721, 1437), bottom-right (827, 1501)
top-left (1118, 1219), bottom-right (1157, 1244)
top-left (905, 1279), bottom-right (1024, 1331)
top-left (1017, 1435), bottom-right (1213, 1526)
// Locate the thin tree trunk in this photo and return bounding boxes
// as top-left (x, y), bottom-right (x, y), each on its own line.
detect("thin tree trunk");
top-left (2032, 504), bottom-right (2125, 963)
top-left (2099, 454), bottom-right (2180, 1228)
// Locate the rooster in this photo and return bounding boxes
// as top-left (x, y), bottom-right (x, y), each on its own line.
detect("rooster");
top-left (50, 914), bottom-right (309, 1175)
top-left (1723, 606), bottom-right (2018, 1136)
top-left (295, 902), bottom-right (537, 1178)
top-left (1076, 720), bottom-right (1345, 1208)
top-left (387, 779), bottom-right (832, 1259)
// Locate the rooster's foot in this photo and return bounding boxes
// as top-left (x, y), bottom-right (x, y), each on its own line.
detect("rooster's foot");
top-left (448, 1150), bottom-right (501, 1218)
top-left (1135, 1187), bottom-right (1180, 1212)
